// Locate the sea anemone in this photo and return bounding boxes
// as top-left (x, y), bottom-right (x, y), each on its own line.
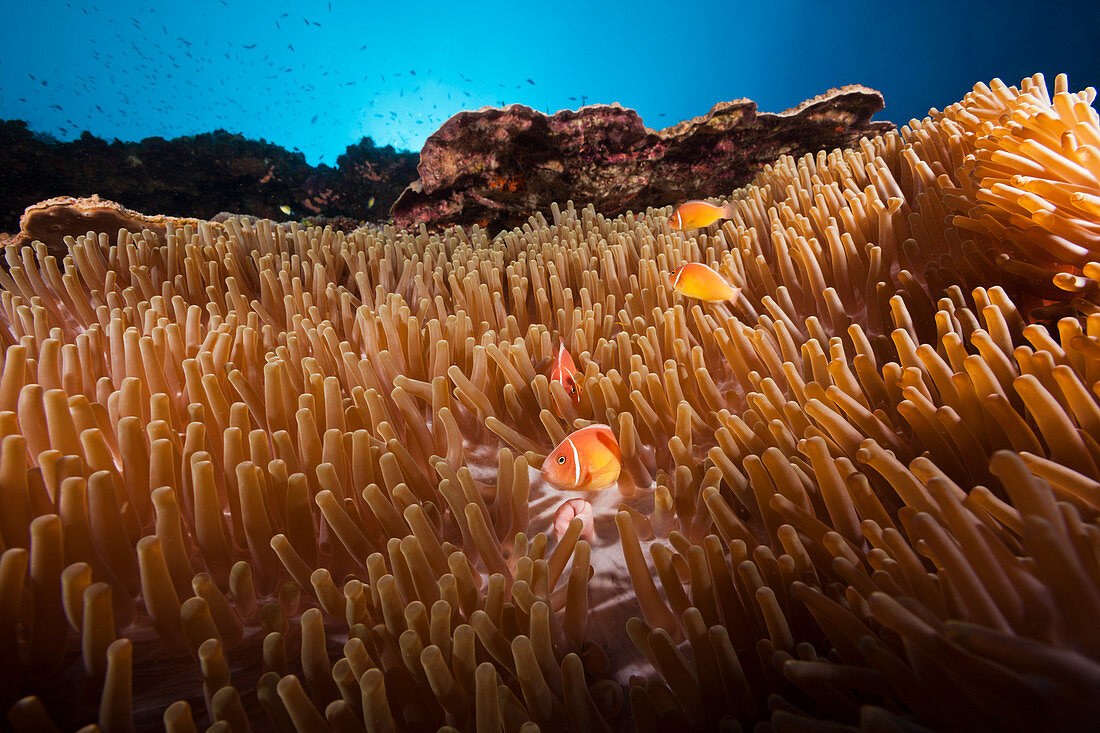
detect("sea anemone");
top-left (2, 73), bottom-right (1100, 731)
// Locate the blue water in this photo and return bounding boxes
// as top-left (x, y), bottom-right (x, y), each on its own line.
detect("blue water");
top-left (1, 0), bottom-right (1096, 165)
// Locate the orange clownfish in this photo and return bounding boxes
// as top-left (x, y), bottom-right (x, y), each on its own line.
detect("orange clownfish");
top-left (549, 342), bottom-right (581, 404)
top-left (669, 200), bottom-right (735, 230)
top-left (669, 263), bottom-right (741, 301)
top-left (541, 425), bottom-right (622, 492)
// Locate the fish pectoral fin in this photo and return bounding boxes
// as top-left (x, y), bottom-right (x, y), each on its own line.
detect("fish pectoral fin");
top-left (534, 356), bottom-right (553, 373)
top-left (585, 456), bottom-right (622, 488)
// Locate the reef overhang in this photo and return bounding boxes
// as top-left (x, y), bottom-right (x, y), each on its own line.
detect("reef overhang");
top-left (391, 85), bottom-right (894, 232)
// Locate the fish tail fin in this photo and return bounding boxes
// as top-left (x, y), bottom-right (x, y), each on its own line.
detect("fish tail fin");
top-left (721, 201), bottom-right (737, 220)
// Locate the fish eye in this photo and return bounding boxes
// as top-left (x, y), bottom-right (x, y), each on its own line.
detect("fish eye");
top-left (557, 456), bottom-right (566, 464)
top-left (570, 385), bottom-right (576, 393)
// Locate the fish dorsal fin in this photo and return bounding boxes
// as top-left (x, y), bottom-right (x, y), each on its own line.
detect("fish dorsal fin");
top-left (589, 425), bottom-right (621, 461)
top-left (536, 336), bottom-right (568, 377)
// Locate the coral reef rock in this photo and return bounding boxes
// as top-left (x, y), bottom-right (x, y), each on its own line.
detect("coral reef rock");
top-left (0, 122), bottom-right (418, 232)
top-left (391, 85), bottom-right (893, 232)
top-left (1, 194), bottom-right (210, 262)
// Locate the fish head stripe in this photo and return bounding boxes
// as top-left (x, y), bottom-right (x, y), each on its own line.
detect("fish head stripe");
top-left (672, 211), bottom-right (682, 229)
top-left (672, 266), bottom-right (686, 289)
top-left (566, 437), bottom-right (582, 485)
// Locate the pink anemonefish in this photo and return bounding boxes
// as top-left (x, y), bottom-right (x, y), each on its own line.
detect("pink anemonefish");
top-left (549, 341), bottom-right (581, 404)
top-left (541, 424), bottom-right (622, 492)
top-left (668, 262), bottom-right (741, 301)
top-left (669, 200), bottom-right (736, 230)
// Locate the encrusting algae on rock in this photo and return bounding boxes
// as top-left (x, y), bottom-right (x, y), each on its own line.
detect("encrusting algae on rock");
top-left (1, 73), bottom-right (1100, 731)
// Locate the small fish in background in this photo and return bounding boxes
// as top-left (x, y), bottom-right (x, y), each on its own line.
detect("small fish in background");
top-left (279, 204), bottom-right (293, 216)
top-left (548, 340), bottom-right (581, 404)
top-left (668, 262), bottom-right (741, 301)
top-left (367, 196), bottom-right (375, 209)
top-left (669, 200), bottom-right (736, 230)
top-left (541, 424), bottom-right (622, 492)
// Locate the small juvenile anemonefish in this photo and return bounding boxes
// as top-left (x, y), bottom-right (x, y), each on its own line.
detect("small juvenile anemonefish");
top-left (669, 200), bottom-right (736, 230)
top-left (668, 262), bottom-right (741, 301)
top-left (549, 341), bottom-right (581, 404)
top-left (541, 424), bottom-right (622, 492)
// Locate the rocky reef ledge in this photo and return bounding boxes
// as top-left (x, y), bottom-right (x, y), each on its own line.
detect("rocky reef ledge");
top-left (2, 87), bottom-right (891, 237)
top-left (392, 85), bottom-right (893, 231)
top-left (0, 123), bottom-right (419, 233)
